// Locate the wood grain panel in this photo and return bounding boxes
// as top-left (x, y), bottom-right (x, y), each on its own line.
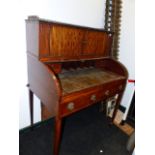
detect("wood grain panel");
top-left (39, 22), bottom-right (50, 57)
top-left (82, 31), bottom-right (108, 56)
top-left (27, 54), bottom-right (61, 117)
top-left (50, 25), bottom-right (84, 57)
top-left (95, 58), bottom-right (128, 77)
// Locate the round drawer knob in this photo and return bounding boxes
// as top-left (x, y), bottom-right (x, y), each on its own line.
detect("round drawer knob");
top-left (67, 102), bottom-right (75, 111)
top-left (91, 94), bottom-right (96, 101)
top-left (105, 90), bottom-right (110, 96)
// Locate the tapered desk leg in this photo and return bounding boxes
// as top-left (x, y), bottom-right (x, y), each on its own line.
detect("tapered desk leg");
top-left (41, 102), bottom-right (44, 121)
top-left (29, 89), bottom-right (34, 128)
top-left (54, 117), bottom-right (62, 155)
top-left (111, 93), bottom-right (123, 123)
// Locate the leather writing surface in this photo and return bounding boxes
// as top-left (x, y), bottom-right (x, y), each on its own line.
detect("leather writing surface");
top-left (58, 67), bottom-right (125, 95)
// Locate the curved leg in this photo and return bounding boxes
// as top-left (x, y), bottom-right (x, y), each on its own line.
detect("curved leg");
top-left (54, 117), bottom-right (62, 155)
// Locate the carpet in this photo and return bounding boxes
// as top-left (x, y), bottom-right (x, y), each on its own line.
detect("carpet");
top-left (20, 104), bottom-right (130, 155)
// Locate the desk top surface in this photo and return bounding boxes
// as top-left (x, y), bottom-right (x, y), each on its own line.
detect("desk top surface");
top-left (58, 67), bottom-right (125, 95)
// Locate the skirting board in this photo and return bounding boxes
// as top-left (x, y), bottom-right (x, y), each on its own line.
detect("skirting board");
top-left (19, 118), bottom-right (53, 134)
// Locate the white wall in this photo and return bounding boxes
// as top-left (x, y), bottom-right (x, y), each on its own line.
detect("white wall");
top-left (19, 0), bottom-right (106, 129)
top-left (119, 0), bottom-right (135, 79)
top-left (119, 0), bottom-right (135, 119)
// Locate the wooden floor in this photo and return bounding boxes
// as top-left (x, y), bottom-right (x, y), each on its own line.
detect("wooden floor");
top-left (114, 110), bottom-right (134, 136)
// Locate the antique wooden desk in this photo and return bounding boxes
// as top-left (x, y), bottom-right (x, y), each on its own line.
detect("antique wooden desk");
top-left (26, 16), bottom-right (128, 155)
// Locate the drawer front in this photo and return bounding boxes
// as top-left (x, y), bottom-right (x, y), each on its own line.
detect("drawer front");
top-left (60, 91), bottom-right (101, 117)
top-left (60, 80), bottom-right (125, 117)
top-left (101, 81), bottom-right (125, 99)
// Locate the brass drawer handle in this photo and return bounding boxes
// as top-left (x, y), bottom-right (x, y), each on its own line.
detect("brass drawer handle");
top-left (105, 90), bottom-right (110, 96)
top-left (67, 102), bottom-right (75, 111)
top-left (119, 85), bottom-right (123, 90)
top-left (90, 94), bottom-right (96, 101)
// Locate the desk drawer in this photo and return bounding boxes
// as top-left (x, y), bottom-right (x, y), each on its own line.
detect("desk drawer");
top-left (60, 80), bottom-right (125, 117)
top-left (100, 80), bottom-right (125, 99)
top-left (60, 91), bottom-right (101, 117)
